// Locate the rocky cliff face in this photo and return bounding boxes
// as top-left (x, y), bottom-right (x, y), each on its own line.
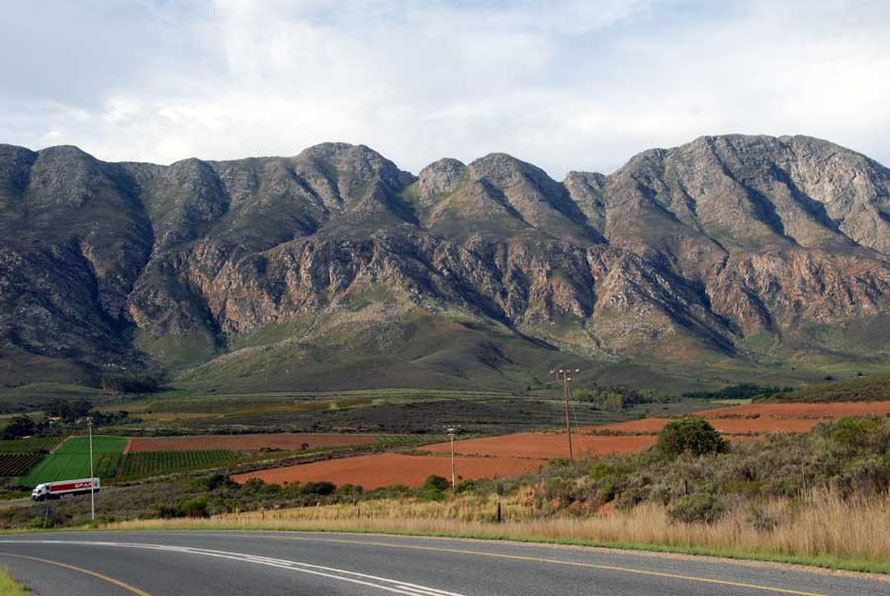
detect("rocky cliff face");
top-left (2, 135), bottom-right (890, 391)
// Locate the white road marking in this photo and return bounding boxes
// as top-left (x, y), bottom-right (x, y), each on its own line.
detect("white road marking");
top-left (0, 540), bottom-right (464, 595)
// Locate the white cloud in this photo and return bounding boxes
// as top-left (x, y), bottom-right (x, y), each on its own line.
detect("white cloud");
top-left (1, 0), bottom-right (888, 179)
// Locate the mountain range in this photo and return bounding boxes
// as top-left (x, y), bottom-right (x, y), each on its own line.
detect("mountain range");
top-left (3, 134), bottom-right (890, 394)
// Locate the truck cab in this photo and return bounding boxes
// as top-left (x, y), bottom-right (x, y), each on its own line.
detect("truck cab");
top-left (31, 483), bottom-right (50, 501)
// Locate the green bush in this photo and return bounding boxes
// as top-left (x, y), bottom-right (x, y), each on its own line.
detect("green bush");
top-left (657, 418), bottom-right (727, 458)
top-left (421, 487), bottom-right (446, 502)
top-left (423, 475), bottom-right (450, 492)
top-left (336, 484), bottom-right (364, 496)
top-left (829, 416), bottom-right (881, 452)
top-left (589, 460), bottom-right (631, 481)
top-left (204, 473), bottom-right (238, 491)
top-left (667, 492), bottom-right (724, 523)
top-left (158, 497), bottom-right (210, 518)
top-left (454, 479), bottom-right (477, 494)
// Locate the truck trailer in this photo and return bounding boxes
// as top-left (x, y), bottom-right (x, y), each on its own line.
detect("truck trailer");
top-left (31, 478), bottom-right (100, 501)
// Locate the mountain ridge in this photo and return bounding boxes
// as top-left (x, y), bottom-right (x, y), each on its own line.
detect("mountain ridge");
top-left (3, 134), bottom-right (890, 394)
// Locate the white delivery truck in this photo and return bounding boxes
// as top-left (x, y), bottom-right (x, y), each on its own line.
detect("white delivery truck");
top-left (31, 478), bottom-right (100, 501)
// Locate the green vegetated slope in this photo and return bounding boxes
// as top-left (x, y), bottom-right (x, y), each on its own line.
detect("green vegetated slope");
top-left (20, 436), bottom-right (126, 485)
top-left (757, 373), bottom-right (890, 402)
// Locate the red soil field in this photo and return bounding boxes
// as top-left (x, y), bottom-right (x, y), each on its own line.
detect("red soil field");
top-left (232, 453), bottom-right (548, 489)
top-left (594, 417), bottom-right (818, 434)
top-left (592, 401), bottom-right (890, 436)
top-left (128, 433), bottom-right (377, 453)
top-left (423, 433), bottom-right (657, 459)
top-left (698, 401), bottom-right (890, 419)
top-left (233, 401), bottom-right (889, 488)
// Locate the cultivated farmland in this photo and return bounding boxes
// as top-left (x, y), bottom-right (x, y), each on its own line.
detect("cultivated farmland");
top-left (422, 433), bottom-right (657, 459)
top-left (590, 400), bottom-right (890, 435)
top-left (233, 453), bottom-right (547, 489)
top-left (127, 433), bottom-right (378, 453)
top-left (0, 454), bottom-right (43, 477)
top-left (20, 436), bottom-right (127, 486)
top-left (119, 450), bottom-right (240, 480)
top-left (418, 401), bottom-right (890, 462)
top-left (0, 437), bottom-right (62, 454)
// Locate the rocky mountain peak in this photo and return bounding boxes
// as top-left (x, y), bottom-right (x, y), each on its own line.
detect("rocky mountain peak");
top-left (3, 135), bottom-right (890, 392)
top-left (417, 158), bottom-right (466, 199)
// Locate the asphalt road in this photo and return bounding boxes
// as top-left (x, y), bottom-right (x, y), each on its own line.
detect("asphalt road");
top-left (0, 531), bottom-right (887, 595)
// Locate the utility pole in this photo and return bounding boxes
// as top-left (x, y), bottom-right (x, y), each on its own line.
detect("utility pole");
top-left (87, 416), bottom-right (95, 522)
top-left (551, 368), bottom-right (580, 461)
top-left (445, 426), bottom-right (459, 489)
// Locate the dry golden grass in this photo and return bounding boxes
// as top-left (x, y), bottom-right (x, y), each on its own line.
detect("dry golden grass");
top-left (106, 488), bottom-right (890, 570)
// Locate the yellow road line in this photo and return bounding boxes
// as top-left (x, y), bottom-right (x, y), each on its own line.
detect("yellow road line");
top-left (0, 552), bottom-right (151, 596)
top-left (244, 533), bottom-right (824, 596)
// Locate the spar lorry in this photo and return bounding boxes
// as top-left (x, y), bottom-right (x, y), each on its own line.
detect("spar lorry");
top-left (31, 478), bottom-right (99, 501)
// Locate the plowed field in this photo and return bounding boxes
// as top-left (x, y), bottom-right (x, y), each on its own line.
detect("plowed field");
top-left (698, 401), bottom-right (890, 419)
top-left (128, 433), bottom-right (377, 453)
top-left (591, 401), bottom-right (890, 435)
top-left (233, 401), bottom-right (890, 488)
top-left (419, 401), bottom-right (890, 461)
top-left (232, 453), bottom-right (547, 489)
top-left (422, 433), bottom-right (657, 459)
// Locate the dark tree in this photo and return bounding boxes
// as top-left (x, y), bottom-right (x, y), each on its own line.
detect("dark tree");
top-left (2, 415), bottom-right (36, 439)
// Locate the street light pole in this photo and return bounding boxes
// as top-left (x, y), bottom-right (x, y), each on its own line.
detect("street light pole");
top-left (87, 417), bottom-right (95, 522)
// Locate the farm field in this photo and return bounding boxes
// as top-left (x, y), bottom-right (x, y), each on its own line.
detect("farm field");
top-left (588, 417), bottom-right (818, 434)
top-left (232, 453), bottom-right (548, 489)
top-left (119, 450), bottom-right (240, 480)
top-left (422, 433), bottom-right (658, 459)
top-left (417, 401), bottom-right (890, 461)
top-left (20, 436), bottom-right (127, 486)
top-left (231, 400), bottom-right (890, 489)
top-left (0, 454), bottom-right (43, 477)
top-left (127, 433), bottom-right (379, 453)
top-left (590, 400), bottom-right (890, 435)
top-left (0, 437), bottom-right (63, 454)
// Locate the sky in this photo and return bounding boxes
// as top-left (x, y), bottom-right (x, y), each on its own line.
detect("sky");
top-left (2, 0), bottom-right (889, 179)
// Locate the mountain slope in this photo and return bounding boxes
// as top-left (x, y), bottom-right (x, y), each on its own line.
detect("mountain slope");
top-left (2, 135), bottom-right (890, 393)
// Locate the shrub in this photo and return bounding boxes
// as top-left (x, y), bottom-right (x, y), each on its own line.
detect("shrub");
top-left (657, 418), bottom-right (727, 458)
top-left (667, 492), bottom-right (724, 524)
top-left (454, 479), bottom-right (477, 494)
top-left (828, 416), bottom-right (881, 453)
top-left (746, 506), bottom-right (778, 532)
top-left (204, 474), bottom-right (237, 491)
top-left (241, 478), bottom-right (266, 493)
top-left (589, 460), bottom-right (631, 481)
top-left (179, 497), bottom-right (210, 518)
top-left (158, 497), bottom-right (210, 518)
top-left (421, 487), bottom-right (446, 502)
top-left (423, 475), bottom-right (450, 492)
top-left (302, 481), bottom-right (336, 496)
top-left (336, 484), bottom-right (364, 496)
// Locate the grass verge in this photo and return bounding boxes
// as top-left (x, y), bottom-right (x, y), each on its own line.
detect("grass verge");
top-left (0, 567), bottom-right (30, 595)
top-left (100, 488), bottom-right (890, 576)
